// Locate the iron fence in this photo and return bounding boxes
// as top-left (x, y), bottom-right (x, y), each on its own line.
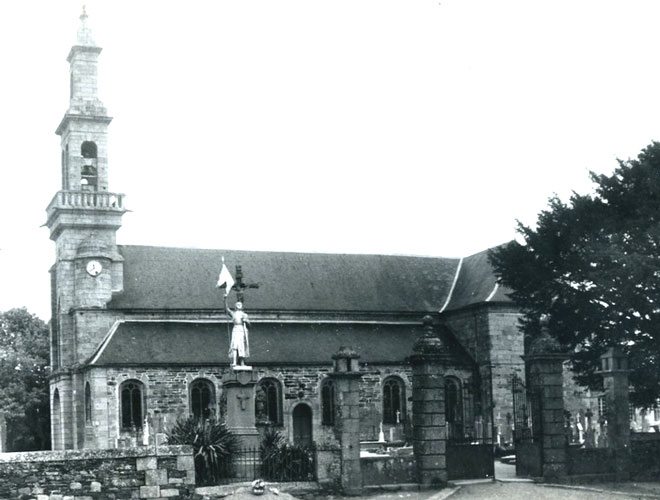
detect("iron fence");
top-left (511, 373), bottom-right (542, 443)
top-left (208, 445), bottom-right (319, 485)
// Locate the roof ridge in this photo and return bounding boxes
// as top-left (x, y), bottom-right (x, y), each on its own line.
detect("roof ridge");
top-left (117, 243), bottom-right (460, 260)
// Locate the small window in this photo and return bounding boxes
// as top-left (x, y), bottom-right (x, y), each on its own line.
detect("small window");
top-left (190, 378), bottom-right (216, 421)
top-left (256, 378), bottom-right (282, 425)
top-left (321, 378), bottom-right (335, 426)
top-left (120, 380), bottom-right (145, 430)
top-left (383, 376), bottom-right (406, 425)
top-left (85, 382), bottom-right (92, 423)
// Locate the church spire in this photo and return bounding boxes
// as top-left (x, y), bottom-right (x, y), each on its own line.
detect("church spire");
top-left (76, 6), bottom-right (96, 47)
top-left (63, 5), bottom-right (105, 114)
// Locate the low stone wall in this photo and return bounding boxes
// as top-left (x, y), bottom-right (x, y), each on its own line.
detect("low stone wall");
top-left (316, 448), bottom-right (341, 486)
top-left (361, 455), bottom-right (417, 486)
top-left (631, 432), bottom-right (660, 481)
top-left (566, 447), bottom-right (615, 476)
top-left (0, 445), bottom-right (195, 500)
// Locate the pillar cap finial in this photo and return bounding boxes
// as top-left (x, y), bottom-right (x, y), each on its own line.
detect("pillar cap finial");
top-left (528, 314), bottom-right (564, 355)
top-left (412, 315), bottom-right (445, 354)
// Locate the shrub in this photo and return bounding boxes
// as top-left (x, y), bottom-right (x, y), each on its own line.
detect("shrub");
top-left (166, 416), bottom-right (242, 485)
top-left (260, 427), bottom-right (315, 481)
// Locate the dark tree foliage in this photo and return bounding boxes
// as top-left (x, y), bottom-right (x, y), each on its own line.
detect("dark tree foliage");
top-left (489, 142), bottom-right (660, 408)
top-left (0, 308), bottom-right (50, 450)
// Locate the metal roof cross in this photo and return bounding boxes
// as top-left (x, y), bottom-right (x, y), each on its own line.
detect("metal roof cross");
top-left (233, 265), bottom-right (259, 303)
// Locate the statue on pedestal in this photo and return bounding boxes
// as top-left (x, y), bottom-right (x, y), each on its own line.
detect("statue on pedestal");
top-left (217, 260), bottom-right (259, 370)
top-left (226, 301), bottom-right (250, 367)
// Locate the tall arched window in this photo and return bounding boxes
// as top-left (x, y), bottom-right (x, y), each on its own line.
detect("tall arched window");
top-left (383, 376), bottom-right (406, 425)
top-left (53, 389), bottom-right (62, 450)
top-left (321, 378), bottom-right (335, 426)
top-left (80, 141), bottom-right (98, 190)
top-left (85, 382), bottom-right (92, 423)
top-left (190, 378), bottom-right (216, 421)
top-left (445, 377), bottom-right (464, 440)
top-left (255, 378), bottom-right (282, 425)
top-left (120, 380), bottom-right (145, 430)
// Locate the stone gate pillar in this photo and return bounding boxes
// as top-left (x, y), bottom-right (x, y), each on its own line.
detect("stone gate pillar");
top-left (328, 346), bottom-right (363, 495)
top-left (598, 346), bottom-right (631, 481)
top-left (525, 320), bottom-right (567, 480)
top-left (409, 315), bottom-right (451, 487)
top-left (222, 370), bottom-right (260, 449)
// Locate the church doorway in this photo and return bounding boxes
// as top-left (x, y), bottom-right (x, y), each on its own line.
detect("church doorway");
top-left (292, 404), bottom-right (312, 446)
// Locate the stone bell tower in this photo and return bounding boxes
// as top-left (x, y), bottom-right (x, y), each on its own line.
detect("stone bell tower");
top-left (45, 8), bottom-right (126, 449)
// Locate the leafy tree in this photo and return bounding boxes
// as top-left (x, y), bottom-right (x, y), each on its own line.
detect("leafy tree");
top-left (0, 308), bottom-right (50, 450)
top-left (489, 142), bottom-right (660, 408)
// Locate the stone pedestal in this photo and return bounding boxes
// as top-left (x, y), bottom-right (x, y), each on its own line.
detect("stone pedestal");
top-left (525, 326), bottom-right (567, 480)
top-left (222, 369), bottom-right (260, 449)
top-left (328, 347), bottom-right (363, 495)
top-left (598, 347), bottom-right (631, 481)
top-left (409, 316), bottom-right (451, 487)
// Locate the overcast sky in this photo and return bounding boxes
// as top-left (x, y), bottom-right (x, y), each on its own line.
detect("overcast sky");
top-left (1, 0), bottom-right (660, 321)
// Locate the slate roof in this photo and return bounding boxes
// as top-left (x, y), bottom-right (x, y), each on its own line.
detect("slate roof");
top-left (108, 246), bottom-right (461, 313)
top-left (443, 248), bottom-right (512, 311)
top-left (89, 320), bottom-right (475, 367)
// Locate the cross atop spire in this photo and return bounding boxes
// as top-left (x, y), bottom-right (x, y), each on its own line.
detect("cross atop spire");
top-left (76, 5), bottom-right (96, 47)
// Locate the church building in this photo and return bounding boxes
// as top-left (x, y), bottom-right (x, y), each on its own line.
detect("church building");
top-left (46, 12), bottom-right (523, 451)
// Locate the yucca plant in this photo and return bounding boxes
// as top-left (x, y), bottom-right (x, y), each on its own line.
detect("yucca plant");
top-left (166, 416), bottom-right (242, 485)
top-left (260, 426), bottom-right (315, 481)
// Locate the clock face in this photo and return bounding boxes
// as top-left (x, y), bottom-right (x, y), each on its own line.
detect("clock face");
top-left (86, 260), bottom-right (103, 277)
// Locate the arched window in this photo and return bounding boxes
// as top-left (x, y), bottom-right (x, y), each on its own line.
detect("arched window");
top-left (80, 141), bottom-right (98, 190)
top-left (255, 378), bottom-right (282, 425)
top-left (81, 141), bottom-right (97, 158)
top-left (445, 377), bottom-right (464, 440)
top-left (383, 377), bottom-right (406, 425)
top-left (85, 382), bottom-right (92, 423)
top-left (190, 378), bottom-right (216, 421)
top-left (321, 378), bottom-right (335, 426)
top-left (53, 389), bottom-right (62, 450)
top-left (120, 380), bottom-right (145, 430)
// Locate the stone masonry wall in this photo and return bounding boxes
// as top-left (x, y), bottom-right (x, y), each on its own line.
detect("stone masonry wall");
top-left (443, 304), bottom-right (524, 444)
top-left (631, 433), bottom-right (660, 481)
top-left (87, 364), bottom-right (427, 449)
top-left (0, 445), bottom-right (194, 500)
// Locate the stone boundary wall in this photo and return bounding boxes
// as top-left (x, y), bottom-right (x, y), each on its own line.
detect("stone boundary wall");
top-left (566, 447), bottom-right (615, 476)
top-left (360, 455), bottom-right (416, 486)
top-left (316, 447), bottom-right (341, 486)
top-left (0, 445), bottom-right (194, 500)
top-left (631, 432), bottom-right (660, 481)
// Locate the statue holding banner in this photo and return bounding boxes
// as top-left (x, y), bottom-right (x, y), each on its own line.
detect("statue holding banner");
top-left (217, 259), bottom-right (258, 369)
top-left (226, 301), bottom-right (250, 367)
